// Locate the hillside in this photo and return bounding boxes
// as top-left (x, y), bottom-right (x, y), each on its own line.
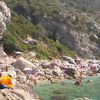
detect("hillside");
top-left (4, 0), bottom-right (100, 59)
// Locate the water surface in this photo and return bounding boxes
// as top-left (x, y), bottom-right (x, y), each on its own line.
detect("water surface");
top-left (35, 76), bottom-right (100, 100)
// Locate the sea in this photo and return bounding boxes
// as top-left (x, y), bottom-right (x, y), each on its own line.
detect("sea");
top-left (34, 75), bottom-right (100, 100)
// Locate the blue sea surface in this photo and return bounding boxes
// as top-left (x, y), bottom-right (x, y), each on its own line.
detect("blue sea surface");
top-left (35, 76), bottom-right (100, 100)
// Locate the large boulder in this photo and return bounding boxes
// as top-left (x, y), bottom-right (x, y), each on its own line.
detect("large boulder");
top-left (64, 68), bottom-right (80, 79)
top-left (12, 57), bottom-right (37, 70)
top-left (23, 37), bottom-right (38, 45)
top-left (62, 56), bottom-right (76, 64)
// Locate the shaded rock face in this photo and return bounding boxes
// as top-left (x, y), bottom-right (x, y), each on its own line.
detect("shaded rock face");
top-left (12, 57), bottom-right (37, 70)
top-left (44, 18), bottom-right (100, 58)
top-left (64, 68), bottom-right (77, 78)
top-left (0, 1), bottom-right (11, 36)
top-left (0, 1), bottom-right (11, 60)
top-left (28, 12), bottom-right (100, 58)
top-left (58, 28), bottom-right (100, 58)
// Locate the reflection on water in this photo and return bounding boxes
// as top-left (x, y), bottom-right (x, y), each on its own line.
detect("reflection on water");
top-left (35, 76), bottom-right (100, 100)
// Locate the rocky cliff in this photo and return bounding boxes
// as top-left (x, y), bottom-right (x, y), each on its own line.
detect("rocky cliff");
top-left (0, 0), bottom-right (11, 34)
top-left (0, 0), bottom-right (11, 60)
top-left (4, 0), bottom-right (100, 59)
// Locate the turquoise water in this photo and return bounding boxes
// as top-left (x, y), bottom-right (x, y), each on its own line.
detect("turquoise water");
top-left (35, 76), bottom-right (100, 100)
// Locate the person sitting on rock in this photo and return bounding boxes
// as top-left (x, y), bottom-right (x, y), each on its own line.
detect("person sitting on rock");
top-left (74, 76), bottom-right (82, 86)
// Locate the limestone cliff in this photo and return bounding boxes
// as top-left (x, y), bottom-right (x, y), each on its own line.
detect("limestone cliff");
top-left (4, 0), bottom-right (100, 59)
top-left (0, 0), bottom-right (11, 34)
top-left (0, 0), bottom-right (11, 61)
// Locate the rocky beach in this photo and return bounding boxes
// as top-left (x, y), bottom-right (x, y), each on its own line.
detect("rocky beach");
top-left (0, 0), bottom-right (100, 100)
top-left (0, 51), bottom-right (100, 100)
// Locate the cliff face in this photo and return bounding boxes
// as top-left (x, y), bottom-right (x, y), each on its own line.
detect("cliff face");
top-left (4, 0), bottom-right (100, 59)
top-left (26, 11), bottom-right (100, 58)
top-left (0, 1), bottom-right (11, 60)
top-left (0, 1), bottom-right (11, 36)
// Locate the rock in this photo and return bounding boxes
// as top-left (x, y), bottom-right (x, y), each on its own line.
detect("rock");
top-left (0, 1), bottom-right (11, 61)
top-left (36, 69), bottom-right (45, 76)
top-left (16, 75), bottom-right (27, 84)
top-left (0, 84), bottom-right (40, 100)
top-left (84, 97), bottom-right (93, 100)
top-left (74, 98), bottom-right (83, 100)
top-left (23, 37), bottom-right (38, 45)
top-left (64, 68), bottom-right (78, 78)
top-left (28, 52), bottom-right (36, 57)
top-left (61, 61), bottom-right (70, 69)
top-left (12, 57), bottom-right (37, 70)
top-left (0, 1), bottom-right (11, 34)
top-left (29, 39), bottom-right (38, 45)
top-left (27, 0), bottom-right (32, 4)
top-left (74, 97), bottom-right (93, 100)
top-left (14, 51), bottom-right (23, 56)
top-left (1, 71), bottom-right (16, 78)
top-left (39, 12), bottom-right (100, 58)
top-left (44, 68), bottom-right (52, 75)
top-left (15, 69), bottom-right (26, 76)
top-left (45, 75), bottom-right (55, 83)
top-left (41, 61), bottom-right (51, 69)
top-left (62, 56), bottom-right (76, 64)
top-left (52, 66), bottom-right (62, 76)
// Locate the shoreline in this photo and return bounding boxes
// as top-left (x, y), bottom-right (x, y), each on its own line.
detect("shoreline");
top-left (34, 74), bottom-right (100, 100)
top-left (35, 73), bottom-right (100, 86)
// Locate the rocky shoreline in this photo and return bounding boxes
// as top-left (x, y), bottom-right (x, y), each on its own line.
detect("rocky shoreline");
top-left (16, 54), bottom-right (100, 83)
top-left (0, 52), bottom-right (100, 100)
